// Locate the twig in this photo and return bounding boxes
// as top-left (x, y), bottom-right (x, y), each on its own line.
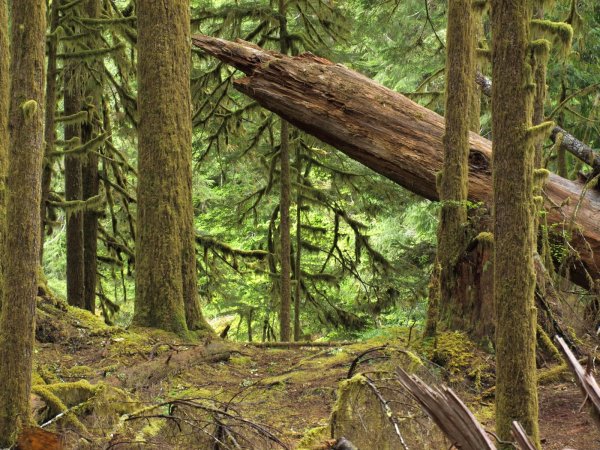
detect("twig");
top-left (363, 375), bottom-right (410, 450)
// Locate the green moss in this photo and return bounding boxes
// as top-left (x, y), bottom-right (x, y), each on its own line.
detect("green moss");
top-left (429, 331), bottom-right (480, 384)
top-left (475, 231), bottom-right (494, 244)
top-left (31, 371), bottom-right (46, 386)
top-left (530, 19), bottom-right (573, 53)
top-left (526, 121), bottom-right (555, 147)
top-left (537, 364), bottom-right (570, 385)
top-left (230, 355), bottom-right (253, 366)
top-left (297, 425), bottom-right (329, 449)
top-left (61, 365), bottom-right (95, 378)
top-left (20, 99), bottom-right (38, 120)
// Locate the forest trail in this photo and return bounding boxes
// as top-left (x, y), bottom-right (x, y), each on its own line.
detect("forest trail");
top-left (32, 295), bottom-right (600, 449)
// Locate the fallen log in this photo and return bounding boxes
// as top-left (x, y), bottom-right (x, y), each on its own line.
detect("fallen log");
top-left (192, 35), bottom-right (600, 289)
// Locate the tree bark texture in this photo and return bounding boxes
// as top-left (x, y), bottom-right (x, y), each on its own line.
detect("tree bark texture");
top-left (294, 145), bottom-right (302, 341)
top-left (278, 0), bottom-right (292, 342)
top-left (40, 0), bottom-right (59, 262)
top-left (0, 0), bottom-right (46, 444)
top-left (192, 35), bottom-right (600, 291)
top-left (437, 0), bottom-right (475, 328)
top-left (82, 0), bottom-right (102, 314)
top-left (491, 0), bottom-right (540, 445)
top-left (64, 65), bottom-right (85, 309)
top-left (0, 0), bottom-right (8, 308)
top-left (135, 0), bottom-right (210, 334)
top-left (279, 119), bottom-right (292, 341)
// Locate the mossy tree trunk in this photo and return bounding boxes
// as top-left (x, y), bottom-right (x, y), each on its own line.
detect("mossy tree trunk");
top-left (82, 0), bottom-right (102, 314)
top-left (436, 0), bottom-right (475, 327)
top-left (278, 0), bottom-right (292, 341)
top-left (134, 0), bottom-right (210, 334)
top-left (294, 145), bottom-right (302, 341)
top-left (0, 0), bottom-right (8, 308)
top-left (64, 65), bottom-right (86, 309)
top-left (491, 0), bottom-right (541, 446)
top-left (0, 0), bottom-right (46, 444)
top-left (40, 0), bottom-right (60, 262)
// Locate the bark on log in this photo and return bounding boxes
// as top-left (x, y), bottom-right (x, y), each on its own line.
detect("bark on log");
top-left (192, 35), bottom-right (600, 289)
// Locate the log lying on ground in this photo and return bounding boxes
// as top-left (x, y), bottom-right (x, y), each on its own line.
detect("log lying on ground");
top-left (192, 35), bottom-right (600, 289)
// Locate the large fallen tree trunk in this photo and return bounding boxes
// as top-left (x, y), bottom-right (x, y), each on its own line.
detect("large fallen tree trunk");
top-left (192, 35), bottom-right (600, 289)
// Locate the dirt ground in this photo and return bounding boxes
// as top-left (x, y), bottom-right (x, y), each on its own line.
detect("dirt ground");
top-left (30, 297), bottom-right (600, 449)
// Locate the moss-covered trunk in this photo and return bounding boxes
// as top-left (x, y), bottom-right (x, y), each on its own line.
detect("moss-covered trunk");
top-left (40, 0), bottom-right (59, 262)
top-left (491, 0), bottom-right (540, 446)
top-left (0, 0), bottom-right (46, 444)
top-left (436, 0), bottom-right (475, 326)
top-left (64, 66), bottom-right (86, 309)
top-left (82, 0), bottom-right (102, 314)
top-left (0, 0), bottom-right (8, 308)
top-left (294, 145), bottom-right (302, 341)
top-left (134, 0), bottom-right (210, 334)
top-left (278, 0), bottom-right (292, 341)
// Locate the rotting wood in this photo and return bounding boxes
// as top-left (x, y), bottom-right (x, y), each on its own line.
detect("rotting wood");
top-left (511, 421), bottom-right (538, 450)
top-left (396, 368), bottom-right (496, 450)
top-left (246, 340), bottom-right (352, 348)
top-left (555, 335), bottom-right (600, 430)
top-left (192, 35), bottom-right (600, 290)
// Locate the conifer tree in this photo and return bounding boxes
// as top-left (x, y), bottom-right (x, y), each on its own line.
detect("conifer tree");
top-left (0, 0), bottom-right (8, 307)
top-left (0, 0), bottom-right (46, 444)
top-left (491, 0), bottom-right (541, 445)
top-left (134, 0), bottom-right (211, 333)
top-left (40, 0), bottom-right (60, 262)
top-left (64, 56), bottom-right (86, 309)
top-left (278, 0), bottom-right (292, 341)
top-left (436, 0), bottom-right (475, 327)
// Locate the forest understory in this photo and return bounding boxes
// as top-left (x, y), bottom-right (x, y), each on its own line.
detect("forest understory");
top-left (27, 287), bottom-right (600, 450)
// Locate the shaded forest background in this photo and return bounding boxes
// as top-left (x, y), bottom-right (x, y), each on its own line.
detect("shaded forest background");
top-left (39, 0), bottom-right (599, 342)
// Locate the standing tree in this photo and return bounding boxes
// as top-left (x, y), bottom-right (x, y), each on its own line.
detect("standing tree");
top-left (0, 0), bottom-right (46, 444)
top-left (491, 0), bottom-right (545, 446)
top-left (0, 0), bottom-right (8, 307)
top-left (63, 46), bottom-right (86, 309)
top-left (134, 0), bottom-right (210, 334)
top-left (278, 0), bottom-right (292, 342)
top-left (436, 0), bottom-right (475, 328)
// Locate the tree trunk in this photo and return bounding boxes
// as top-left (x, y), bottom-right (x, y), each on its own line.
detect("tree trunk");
top-left (0, 0), bottom-right (8, 308)
top-left (192, 35), bottom-right (600, 291)
top-left (278, 0), bottom-right (292, 342)
top-left (436, 0), bottom-right (475, 329)
top-left (135, 0), bottom-right (211, 334)
top-left (294, 145), bottom-right (302, 341)
top-left (64, 66), bottom-right (85, 309)
top-left (491, 0), bottom-right (540, 446)
top-left (279, 119), bottom-right (292, 341)
top-left (81, 0), bottom-right (102, 314)
top-left (40, 0), bottom-right (60, 262)
top-left (0, 0), bottom-right (46, 444)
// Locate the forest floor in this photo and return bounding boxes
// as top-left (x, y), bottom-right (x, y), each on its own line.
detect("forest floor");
top-left (29, 293), bottom-right (600, 449)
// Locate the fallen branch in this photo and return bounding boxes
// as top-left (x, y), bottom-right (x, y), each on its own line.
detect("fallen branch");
top-left (474, 71), bottom-right (600, 172)
top-left (396, 368), bottom-right (496, 450)
top-left (246, 341), bottom-right (352, 348)
top-left (554, 335), bottom-right (600, 430)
